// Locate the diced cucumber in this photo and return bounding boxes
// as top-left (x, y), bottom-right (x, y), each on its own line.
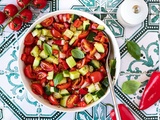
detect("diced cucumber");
top-left (94, 42), bottom-right (105, 53)
top-left (50, 87), bottom-right (59, 93)
top-left (66, 56), bottom-right (76, 68)
top-left (97, 25), bottom-right (105, 30)
top-left (101, 77), bottom-right (109, 88)
top-left (37, 40), bottom-right (43, 46)
top-left (39, 50), bottom-right (48, 59)
top-left (86, 31), bottom-right (96, 41)
top-left (94, 82), bottom-right (101, 91)
top-left (92, 94), bottom-right (99, 102)
top-left (79, 65), bottom-right (89, 76)
top-left (32, 29), bottom-right (42, 37)
top-left (42, 29), bottom-right (49, 36)
top-left (59, 77), bottom-right (67, 84)
top-left (63, 70), bottom-right (70, 77)
top-left (96, 89), bottom-right (105, 98)
top-left (60, 95), bottom-right (70, 107)
top-left (33, 57), bottom-right (41, 68)
top-left (70, 24), bottom-right (77, 32)
top-left (54, 92), bottom-right (62, 99)
top-left (74, 31), bottom-right (82, 37)
top-left (52, 44), bottom-right (59, 50)
top-left (47, 71), bottom-right (54, 80)
top-left (47, 30), bottom-right (53, 37)
top-left (69, 36), bottom-right (77, 45)
top-left (69, 71), bottom-right (80, 80)
top-left (71, 14), bottom-right (79, 22)
top-left (109, 59), bottom-right (116, 77)
top-left (45, 55), bottom-right (59, 64)
top-left (77, 25), bottom-right (83, 30)
top-left (30, 46), bottom-right (40, 57)
top-left (89, 65), bottom-right (94, 72)
top-left (90, 60), bottom-right (100, 69)
top-left (84, 93), bottom-right (93, 104)
top-left (83, 20), bottom-right (90, 30)
top-left (44, 84), bottom-right (52, 95)
top-left (35, 23), bottom-right (43, 29)
top-left (60, 89), bottom-right (70, 96)
top-left (63, 29), bottom-right (74, 39)
top-left (88, 83), bottom-right (96, 93)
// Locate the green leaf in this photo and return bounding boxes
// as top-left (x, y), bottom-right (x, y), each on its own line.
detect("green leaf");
top-left (43, 43), bottom-right (52, 56)
top-left (54, 73), bottom-right (63, 86)
top-left (126, 41), bottom-right (141, 60)
top-left (71, 48), bottom-right (85, 59)
top-left (122, 80), bottom-right (141, 94)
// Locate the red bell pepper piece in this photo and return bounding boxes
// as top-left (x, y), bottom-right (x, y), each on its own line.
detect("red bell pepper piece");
top-left (139, 71), bottom-right (160, 110)
top-left (110, 104), bottom-right (135, 120)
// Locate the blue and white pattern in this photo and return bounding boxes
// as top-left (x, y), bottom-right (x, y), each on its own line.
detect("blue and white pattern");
top-left (0, 0), bottom-right (159, 119)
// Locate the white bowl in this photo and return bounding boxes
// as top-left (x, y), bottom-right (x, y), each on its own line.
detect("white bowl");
top-left (18, 10), bottom-right (120, 112)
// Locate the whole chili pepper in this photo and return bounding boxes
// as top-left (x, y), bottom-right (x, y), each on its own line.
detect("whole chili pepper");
top-left (110, 104), bottom-right (136, 120)
top-left (139, 71), bottom-right (160, 110)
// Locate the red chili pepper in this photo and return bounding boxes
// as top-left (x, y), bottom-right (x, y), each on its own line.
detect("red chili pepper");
top-left (110, 104), bottom-right (135, 120)
top-left (139, 71), bottom-right (160, 110)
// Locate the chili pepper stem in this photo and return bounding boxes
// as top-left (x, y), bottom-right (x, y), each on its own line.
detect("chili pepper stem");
top-left (105, 103), bottom-right (114, 109)
top-left (1, 2), bottom-right (32, 33)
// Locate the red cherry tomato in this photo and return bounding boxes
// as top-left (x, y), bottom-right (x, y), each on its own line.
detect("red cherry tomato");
top-left (24, 32), bottom-right (34, 46)
top-left (17, 0), bottom-right (30, 8)
top-left (0, 11), bottom-right (6, 24)
top-left (33, 0), bottom-right (47, 9)
top-left (26, 55), bottom-right (34, 64)
top-left (51, 28), bottom-right (62, 38)
top-left (21, 53), bottom-right (27, 62)
top-left (24, 46), bottom-right (32, 55)
top-left (78, 31), bottom-right (89, 39)
top-left (24, 65), bottom-right (35, 79)
top-left (81, 39), bottom-right (93, 52)
top-left (36, 71), bottom-right (47, 80)
top-left (20, 9), bottom-right (32, 23)
top-left (77, 101), bottom-right (87, 107)
top-left (9, 17), bottom-right (22, 31)
top-left (40, 61), bottom-right (54, 72)
top-left (90, 71), bottom-right (104, 83)
top-left (73, 19), bottom-right (82, 28)
top-left (4, 4), bottom-right (18, 17)
top-left (57, 81), bottom-right (71, 89)
top-left (31, 83), bottom-right (44, 95)
top-left (53, 22), bottom-right (65, 32)
top-left (66, 95), bottom-right (79, 108)
top-left (48, 95), bottom-right (59, 105)
top-left (33, 66), bottom-right (43, 73)
top-left (41, 17), bottom-right (54, 27)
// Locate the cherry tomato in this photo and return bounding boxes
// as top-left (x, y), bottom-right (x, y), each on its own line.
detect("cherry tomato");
top-left (49, 80), bottom-right (54, 87)
top-left (90, 71), bottom-right (104, 83)
top-left (17, 0), bottom-right (30, 8)
top-left (66, 95), bottom-right (79, 108)
top-left (63, 42), bottom-right (69, 52)
top-left (40, 61), bottom-right (54, 72)
top-left (48, 95), bottom-right (59, 105)
top-left (76, 57), bottom-right (90, 68)
top-left (21, 53), bottom-right (27, 62)
top-left (0, 11), bottom-right (6, 24)
top-left (57, 81), bottom-right (71, 89)
top-left (20, 9), bottom-right (32, 23)
top-left (9, 17), bottom-right (22, 31)
top-left (33, 0), bottom-right (47, 9)
top-left (77, 101), bottom-right (87, 107)
top-left (53, 22), bottom-right (65, 32)
top-left (36, 71), bottom-right (47, 80)
top-left (72, 77), bottom-right (85, 89)
top-left (31, 83), bottom-right (44, 95)
top-left (73, 19), bottom-right (82, 28)
top-left (51, 28), bottom-right (62, 38)
top-left (81, 39), bottom-right (93, 52)
top-left (24, 46), bottom-right (32, 55)
top-left (41, 17), bottom-right (54, 27)
top-left (24, 65), bottom-right (35, 79)
top-left (78, 31), bottom-right (89, 39)
top-left (60, 60), bottom-right (69, 70)
top-left (91, 23), bottom-right (98, 29)
top-left (33, 66), bottom-right (43, 73)
top-left (24, 32), bottom-right (34, 46)
top-left (4, 4), bottom-right (18, 17)
top-left (26, 55), bottom-right (34, 64)
top-left (57, 14), bottom-right (64, 23)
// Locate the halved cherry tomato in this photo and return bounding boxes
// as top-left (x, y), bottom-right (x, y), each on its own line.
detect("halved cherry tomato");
top-left (33, 66), bottom-right (43, 73)
top-left (9, 17), bottom-right (22, 31)
top-left (21, 53), bottom-right (27, 62)
top-left (36, 71), bottom-right (47, 80)
top-left (72, 77), bottom-right (85, 89)
top-left (79, 88), bottom-right (88, 95)
top-left (4, 4), bottom-right (18, 17)
top-left (53, 22), bottom-right (65, 32)
top-left (63, 42), bottom-right (69, 52)
top-left (57, 14), bottom-right (64, 23)
top-left (90, 71), bottom-right (104, 83)
top-left (26, 55), bottom-right (34, 64)
top-left (31, 83), bottom-right (44, 95)
top-left (24, 32), bottom-right (34, 46)
top-left (73, 19), bottom-right (82, 28)
top-left (41, 17), bottom-right (54, 27)
top-left (77, 101), bottom-right (87, 107)
top-left (77, 57), bottom-right (90, 68)
top-left (57, 81), bottom-right (71, 89)
top-left (48, 95), bottom-right (59, 105)
top-left (66, 95), bottom-right (80, 108)
top-left (60, 60), bottom-right (69, 70)
top-left (51, 28), bottom-right (62, 38)
top-left (40, 61), bottom-right (54, 72)
top-left (81, 39), bottom-right (93, 52)
top-left (63, 22), bottom-right (70, 28)
top-left (24, 46), bottom-right (32, 55)
top-left (24, 65), bottom-right (35, 79)
top-left (78, 31), bottom-right (89, 39)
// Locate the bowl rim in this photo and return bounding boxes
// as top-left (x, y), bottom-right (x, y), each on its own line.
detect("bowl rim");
top-left (18, 9), bottom-right (121, 112)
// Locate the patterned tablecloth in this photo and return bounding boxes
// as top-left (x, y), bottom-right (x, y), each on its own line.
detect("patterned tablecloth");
top-left (0, 0), bottom-right (159, 120)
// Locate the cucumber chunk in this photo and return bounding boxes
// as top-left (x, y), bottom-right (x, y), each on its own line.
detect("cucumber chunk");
top-left (33, 57), bottom-right (41, 68)
top-left (83, 20), bottom-right (90, 31)
top-left (63, 70), bottom-right (70, 77)
top-left (86, 31), bottom-right (96, 41)
top-left (94, 42), bottom-right (105, 53)
top-left (60, 95), bottom-right (70, 107)
top-left (79, 65), bottom-right (89, 76)
top-left (45, 55), bottom-right (58, 64)
top-left (35, 23), bottom-right (43, 29)
top-left (39, 50), bottom-right (48, 59)
top-left (84, 93), bottom-right (93, 104)
top-left (90, 60), bottom-right (100, 69)
top-left (60, 89), bottom-right (70, 96)
top-left (69, 71), bottom-right (80, 80)
top-left (30, 46), bottom-right (40, 57)
top-left (97, 25), bottom-right (105, 30)
top-left (59, 77), bottom-right (67, 84)
top-left (54, 92), bottom-right (62, 99)
top-left (66, 56), bottom-right (76, 68)
top-left (71, 14), bottom-right (79, 22)
top-left (88, 83), bottom-right (96, 93)
top-left (63, 29), bottom-right (74, 39)
top-left (47, 71), bottom-right (54, 80)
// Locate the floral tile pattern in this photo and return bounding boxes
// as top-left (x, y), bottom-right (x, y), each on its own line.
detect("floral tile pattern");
top-left (0, 0), bottom-right (159, 120)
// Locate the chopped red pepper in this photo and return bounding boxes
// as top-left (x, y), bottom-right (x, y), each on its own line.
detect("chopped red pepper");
top-left (139, 71), bottom-right (160, 110)
top-left (110, 104), bottom-right (135, 120)
top-left (73, 19), bottom-right (83, 28)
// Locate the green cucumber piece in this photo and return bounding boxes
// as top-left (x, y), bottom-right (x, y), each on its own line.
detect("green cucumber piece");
top-left (71, 14), bottom-right (79, 22)
top-left (83, 20), bottom-right (90, 30)
top-left (89, 65), bottom-right (94, 72)
top-left (86, 31), bottom-right (96, 41)
top-left (35, 23), bottom-right (43, 29)
top-left (60, 89), bottom-right (70, 96)
top-left (50, 87), bottom-right (59, 93)
top-left (44, 84), bottom-right (52, 95)
top-left (90, 60), bottom-right (100, 69)
top-left (84, 93), bottom-right (93, 104)
top-left (94, 42), bottom-right (105, 53)
top-left (97, 25), bottom-right (105, 30)
top-left (109, 59), bottom-right (116, 77)
top-left (92, 94), bottom-right (99, 102)
top-left (94, 82), bottom-right (102, 91)
top-left (53, 92), bottom-right (62, 99)
top-left (52, 44), bottom-right (59, 50)
top-left (39, 50), bottom-right (48, 59)
top-left (60, 95), bottom-right (70, 107)
top-left (69, 71), bottom-right (80, 80)
top-left (70, 24), bottom-right (77, 32)
top-left (79, 65), bottom-right (89, 76)
top-left (74, 31), bottom-right (82, 37)
top-left (96, 89), bottom-right (105, 98)
top-left (63, 29), bottom-right (74, 39)
top-left (30, 46), bottom-right (40, 57)
top-left (63, 70), bottom-right (70, 77)
top-left (33, 57), bottom-right (41, 68)
top-left (42, 29), bottom-right (49, 36)
top-left (45, 55), bottom-right (59, 64)
top-left (88, 83), bottom-right (96, 93)
top-left (101, 77), bottom-right (109, 88)
top-left (47, 71), bottom-right (54, 80)
top-left (32, 29), bottom-right (42, 37)
top-left (37, 40), bottom-right (43, 46)
top-left (69, 36), bottom-right (77, 45)
top-left (66, 56), bottom-right (76, 68)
